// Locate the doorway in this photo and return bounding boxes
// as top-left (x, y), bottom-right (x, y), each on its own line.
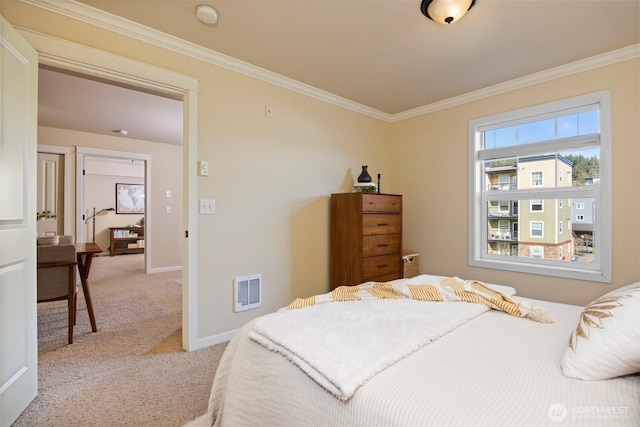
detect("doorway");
top-left (26, 30), bottom-right (200, 351)
top-left (76, 149), bottom-right (151, 272)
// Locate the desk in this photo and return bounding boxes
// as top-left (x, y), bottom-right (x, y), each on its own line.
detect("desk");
top-left (75, 242), bottom-right (102, 333)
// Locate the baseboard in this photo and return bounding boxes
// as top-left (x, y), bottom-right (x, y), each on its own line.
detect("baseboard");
top-left (149, 265), bottom-right (183, 274)
top-left (188, 329), bottom-right (238, 351)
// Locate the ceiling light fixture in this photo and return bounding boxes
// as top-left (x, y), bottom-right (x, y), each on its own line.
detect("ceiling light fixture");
top-left (112, 129), bottom-right (128, 136)
top-left (420, 0), bottom-right (476, 25)
top-left (196, 5), bottom-right (218, 25)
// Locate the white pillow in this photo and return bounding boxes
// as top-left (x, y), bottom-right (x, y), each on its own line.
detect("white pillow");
top-left (562, 282), bottom-right (640, 380)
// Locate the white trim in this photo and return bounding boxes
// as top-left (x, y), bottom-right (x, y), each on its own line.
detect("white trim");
top-left (392, 44), bottom-right (640, 122)
top-left (18, 29), bottom-right (197, 95)
top-left (21, 31), bottom-right (201, 351)
top-left (148, 265), bottom-right (182, 274)
top-left (194, 329), bottom-right (239, 349)
top-left (182, 86), bottom-right (199, 351)
top-left (469, 90), bottom-right (612, 283)
top-left (37, 144), bottom-right (72, 235)
top-left (76, 147), bottom-right (151, 272)
top-left (18, 0), bottom-right (388, 121)
top-left (17, 0), bottom-right (640, 122)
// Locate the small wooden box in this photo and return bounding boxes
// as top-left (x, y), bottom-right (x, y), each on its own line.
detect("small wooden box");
top-left (402, 253), bottom-right (419, 278)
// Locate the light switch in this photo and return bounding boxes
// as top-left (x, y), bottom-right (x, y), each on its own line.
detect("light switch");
top-left (166, 190), bottom-right (172, 198)
top-left (199, 160), bottom-right (209, 176)
top-left (200, 199), bottom-right (215, 214)
top-left (165, 206), bottom-right (171, 214)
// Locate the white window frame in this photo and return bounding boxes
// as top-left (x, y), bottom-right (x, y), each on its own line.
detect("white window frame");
top-left (468, 91), bottom-right (611, 282)
top-left (531, 171), bottom-right (543, 187)
top-left (530, 221), bottom-right (543, 238)
top-left (499, 175), bottom-right (510, 190)
top-left (530, 246), bottom-right (544, 259)
top-left (530, 199), bottom-right (543, 212)
top-left (576, 202), bottom-right (585, 210)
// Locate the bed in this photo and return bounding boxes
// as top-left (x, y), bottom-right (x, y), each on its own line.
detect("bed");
top-left (188, 275), bottom-right (640, 426)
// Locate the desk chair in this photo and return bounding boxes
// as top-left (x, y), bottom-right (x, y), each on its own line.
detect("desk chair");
top-left (37, 243), bottom-right (77, 344)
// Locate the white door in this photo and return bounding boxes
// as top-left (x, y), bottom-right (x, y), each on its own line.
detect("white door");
top-left (37, 152), bottom-right (64, 236)
top-left (0, 15), bottom-right (39, 426)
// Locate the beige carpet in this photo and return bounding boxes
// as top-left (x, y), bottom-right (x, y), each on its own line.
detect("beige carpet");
top-left (13, 253), bottom-right (227, 427)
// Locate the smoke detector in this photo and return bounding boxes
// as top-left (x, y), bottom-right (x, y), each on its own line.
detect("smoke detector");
top-left (196, 5), bottom-right (218, 25)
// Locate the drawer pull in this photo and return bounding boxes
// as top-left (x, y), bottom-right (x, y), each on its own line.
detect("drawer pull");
top-left (377, 244), bottom-right (389, 247)
top-left (378, 264), bottom-right (389, 269)
top-left (377, 223), bottom-right (389, 226)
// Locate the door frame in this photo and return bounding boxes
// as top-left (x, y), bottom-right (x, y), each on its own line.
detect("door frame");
top-left (21, 29), bottom-right (201, 351)
top-left (76, 148), bottom-right (151, 272)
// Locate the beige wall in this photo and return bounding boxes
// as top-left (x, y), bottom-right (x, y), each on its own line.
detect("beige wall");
top-left (391, 59), bottom-right (640, 306)
top-left (0, 2), bottom-right (391, 340)
top-left (38, 126), bottom-right (183, 270)
top-left (3, 1), bottom-right (638, 344)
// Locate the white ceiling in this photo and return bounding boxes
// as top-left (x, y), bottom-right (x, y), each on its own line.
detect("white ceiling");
top-left (38, 68), bottom-right (184, 145)
top-left (37, 0), bottom-right (640, 146)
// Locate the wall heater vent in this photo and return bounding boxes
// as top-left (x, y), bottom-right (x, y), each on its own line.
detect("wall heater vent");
top-left (234, 274), bottom-right (262, 312)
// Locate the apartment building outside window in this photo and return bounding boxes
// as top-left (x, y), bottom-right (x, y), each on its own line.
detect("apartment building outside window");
top-left (468, 91), bottom-right (611, 282)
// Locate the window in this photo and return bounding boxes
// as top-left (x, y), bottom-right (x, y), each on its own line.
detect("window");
top-left (530, 246), bottom-right (544, 259)
top-left (469, 91), bottom-right (611, 282)
top-left (531, 221), bottom-right (543, 237)
top-left (499, 175), bottom-right (510, 190)
top-left (531, 171), bottom-right (543, 187)
top-left (530, 199), bottom-right (543, 212)
top-left (499, 221), bottom-right (510, 235)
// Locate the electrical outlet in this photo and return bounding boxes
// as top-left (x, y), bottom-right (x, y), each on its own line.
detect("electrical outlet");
top-left (200, 199), bottom-right (215, 214)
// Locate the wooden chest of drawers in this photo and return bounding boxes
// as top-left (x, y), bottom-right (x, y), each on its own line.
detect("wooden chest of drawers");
top-left (330, 192), bottom-right (402, 289)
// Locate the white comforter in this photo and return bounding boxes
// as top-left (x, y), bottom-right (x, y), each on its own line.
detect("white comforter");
top-left (250, 299), bottom-right (487, 400)
top-left (188, 295), bottom-right (640, 426)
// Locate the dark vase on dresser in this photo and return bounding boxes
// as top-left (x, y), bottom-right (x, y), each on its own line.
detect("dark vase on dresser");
top-left (357, 165), bottom-right (372, 183)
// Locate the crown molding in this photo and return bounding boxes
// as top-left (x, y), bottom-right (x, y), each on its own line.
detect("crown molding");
top-left (390, 43), bottom-right (640, 123)
top-left (18, 0), bottom-right (640, 123)
top-left (19, 0), bottom-right (390, 121)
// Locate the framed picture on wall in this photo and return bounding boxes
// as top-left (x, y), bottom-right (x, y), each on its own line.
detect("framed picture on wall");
top-left (116, 183), bottom-right (145, 214)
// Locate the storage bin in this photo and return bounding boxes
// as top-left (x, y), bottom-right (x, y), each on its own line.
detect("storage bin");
top-left (402, 253), bottom-right (419, 278)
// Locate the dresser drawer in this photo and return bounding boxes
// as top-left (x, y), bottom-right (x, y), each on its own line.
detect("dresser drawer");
top-left (363, 234), bottom-right (401, 257)
top-left (362, 254), bottom-right (400, 281)
top-left (363, 214), bottom-right (401, 235)
top-left (362, 194), bottom-right (401, 213)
